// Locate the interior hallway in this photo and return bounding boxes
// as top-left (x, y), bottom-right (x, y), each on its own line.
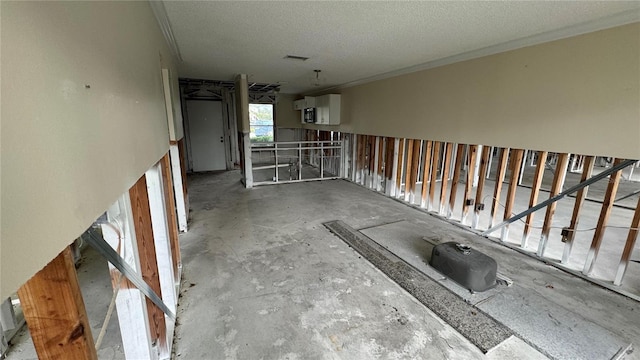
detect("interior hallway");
top-left (171, 171), bottom-right (639, 359)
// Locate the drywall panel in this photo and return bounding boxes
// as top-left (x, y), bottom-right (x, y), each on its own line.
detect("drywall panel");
top-left (313, 24), bottom-right (640, 159)
top-left (162, 68), bottom-right (185, 141)
top-left (1, 2), bottom-right (177, 298)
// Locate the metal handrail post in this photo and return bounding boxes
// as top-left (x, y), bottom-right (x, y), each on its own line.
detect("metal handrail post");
top-left (320, 142), bottom-right (324, 179)
top-left (274, 143), bottom-right (279, 182)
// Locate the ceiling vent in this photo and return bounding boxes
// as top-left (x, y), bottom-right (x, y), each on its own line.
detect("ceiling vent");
top-left (284, 54), bottom-right (309, 61)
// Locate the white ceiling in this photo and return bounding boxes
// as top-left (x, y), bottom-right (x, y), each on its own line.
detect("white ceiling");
top-left (161, 1), bottom-right (640, 94)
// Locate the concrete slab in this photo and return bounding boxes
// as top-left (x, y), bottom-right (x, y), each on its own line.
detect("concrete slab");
top-left (360, 220), bottom-right (504, 305)
top-left (360, 219), bottom-right (631, 359)
top-left (325, 220), bottom-right (513, 353)
top-left (486, 336), bottom-right (548, 360)
top-left (172, 173), bottom-right (490, 359)
top-left (174, 171), bottom-right (638, 359)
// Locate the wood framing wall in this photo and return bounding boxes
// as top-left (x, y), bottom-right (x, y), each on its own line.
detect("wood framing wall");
top-left (18, 151), bottom-right (183, 359)
top-left (340, 131), bottom-right (640, 295)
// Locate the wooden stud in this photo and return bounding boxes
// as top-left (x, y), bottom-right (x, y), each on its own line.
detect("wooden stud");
top-left (355, 134), bottom-right (363, 184)
top-left (562, 156), bottom-right (595, 264)
top-left (129, 175), bottom-right (168, 353)
top-left (490, 148), bottom-right (510, 227)
top-left (145, 164), bottom-right (178, 317)
top-left (376, 136), bottom-right (384, 191)
top-left (368, 136), bottom-right (376, 188)
top-left (583, 158), bottom-right (624, 274)
top-left (537, 153), bottom-right (570, 257)
top-left (420, 140), bottom-right (433, 208)
top-left (169, 142), bottom-right (188, 232)
top-left (389, 138), bottom-right (401, 196)
top-left (462, 145), bottom-right (478, 224)
top-left (472, 146), bottom-right (491, 229)
top-left (403, 139), bottom-right (415, 202)
top-left (409, 139), bottom-right (422, 204)
top-left (448, 144), bottom-right (465, 218)
top-left (161, 153), bottom-right (181, 282)
top-left (384, 137), bottom-right (395, 195)
top-left (521, 151), bottom-right (548, 248)
top-left (428, 141), bottom-right (442, 211)
top-left (438, 143), bottom-right (454, 214)
top-left (501, 149), bottom-right (525, 241)
top-left (614, 195), bottom-right (640, 285)
top-left (357, 134), bottom-right (364, 184)
top-left (177, 138), bottom-right (188, 204)
top-left (102, 195), bottom-right (156, 359)
top-left (18, 247), bottom-right (98, 360)
top-left (395, 138), bottom-right (405, 199)
top-left (350, 134), bottom-right (357, 182)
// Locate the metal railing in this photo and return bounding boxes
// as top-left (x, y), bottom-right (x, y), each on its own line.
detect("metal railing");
top-left (251, 140), bottom-right (343, 186)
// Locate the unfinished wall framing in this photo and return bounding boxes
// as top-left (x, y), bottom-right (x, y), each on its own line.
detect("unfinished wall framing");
top-left (338, 131), bottom-right (640, 298)
top-left (13, 151), bottom-right (184, 359)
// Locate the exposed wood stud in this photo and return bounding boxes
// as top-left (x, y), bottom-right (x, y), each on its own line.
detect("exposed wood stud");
top-left (583, 158), bottom-right (624, 274)
top-left (365, 136), bottom-right (373, 188)
top-left (129, 175), bottom-right (168, 353)
top-left (562, 156), bottom-right (595, 264)
top-left (18, 247), bottom-right (98, 360)
top-left (521, 151), bottom-right (548, 248)
top-left (161, 153), bottom-right (181, 282)
top-left (438, 143), bottom-right (454, 214)
top-left (403, 140), bottom-right (415, 202)
top-left (501, 149), bottom-right (525, 241)
top-left (376, 136), bottom-right (384, 191)
top-left (356, 135), bottom-right (364, 184)
top-left (351, 134), bottom-right (358, 182)
top-left (473, 146), bottom-right (492, 229)
top-left (490, 148), bottom-right (510, 227)
top-left (101, 195), bottom-right (156, 359)
top-left (420, 141), bottom-right (433, 208)
top-left (428, 142), bottom-right (442, 211)
top-left (169, 143), bottom-right (188, 232)
top-left (390, 138), bottom-right (401, 197)
top-left (404, 139), bottom-right (420, 202)
top-left (518, 150), bottom-right (529, 185)
top-left (395, 138), bottom-right (406, 199)
top-left (614, 195), bottom-right (640, 285)
top-left (461, 145), bottom-right (478, 224)
top-left (177, 138), bottom-right (188, 206)
top-left (448, 144), bottom-right (465, 218)
top-left (409, 139), bottom-right (422, 204)
top-left (537, 153), bottom-right (570, 257)
top-left (384, 137), bottom-right (395, 195)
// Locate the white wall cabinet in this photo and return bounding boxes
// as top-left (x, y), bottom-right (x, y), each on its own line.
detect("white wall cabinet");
top-left (315, 94), bottom-right (341, 125)
top-left (293, 96), bottom-right (316, 110)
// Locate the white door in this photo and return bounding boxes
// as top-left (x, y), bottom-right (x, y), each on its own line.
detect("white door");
top-left (186, 100), bottom-right (227, 171)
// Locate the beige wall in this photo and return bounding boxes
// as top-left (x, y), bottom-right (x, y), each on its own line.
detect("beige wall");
top-left (275, 94), bottom-right (301, 129)
top-left (1, 2), bottom-right (179, 298)
top-left (304, 23), bottom-right (640, 159)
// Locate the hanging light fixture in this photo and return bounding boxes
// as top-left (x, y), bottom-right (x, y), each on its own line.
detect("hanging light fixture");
top-left (311, 69), bottom-right (323, 87)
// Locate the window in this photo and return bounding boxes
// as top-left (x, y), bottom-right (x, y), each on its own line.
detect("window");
top-left (249, 103), bottom-right (274, 143)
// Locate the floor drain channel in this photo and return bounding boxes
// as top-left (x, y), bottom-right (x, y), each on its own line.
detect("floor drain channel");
top-left (324, 220), bottom-right (513, 353)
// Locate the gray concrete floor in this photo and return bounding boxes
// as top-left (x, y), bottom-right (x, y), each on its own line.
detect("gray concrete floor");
top-left (172, 170), bottom-right (638, 359)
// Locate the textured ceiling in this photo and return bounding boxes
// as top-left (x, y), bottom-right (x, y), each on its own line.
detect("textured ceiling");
top-left (162, 1), bottom-right (640, 94)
